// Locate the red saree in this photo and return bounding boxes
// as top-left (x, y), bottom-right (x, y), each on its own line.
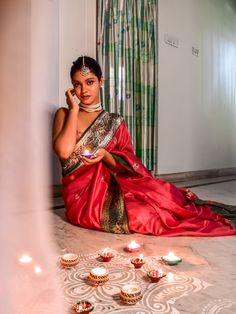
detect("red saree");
top-left (61, 111), bottom-right (236, 236)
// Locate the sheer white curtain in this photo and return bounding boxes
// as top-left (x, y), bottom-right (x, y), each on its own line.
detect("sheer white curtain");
top-left (0, 1), bottom-right (66, 313)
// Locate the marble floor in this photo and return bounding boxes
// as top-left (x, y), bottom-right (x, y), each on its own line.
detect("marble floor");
top-left (52, 178), bottom-right (236, 314)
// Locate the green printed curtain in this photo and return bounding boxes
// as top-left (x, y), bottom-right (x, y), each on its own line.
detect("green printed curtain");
top-left (97, 0), bottom-right (158, 172)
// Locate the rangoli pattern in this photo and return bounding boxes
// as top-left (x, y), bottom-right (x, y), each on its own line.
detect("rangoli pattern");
top-left (58, 251), bottom-right (213, 313)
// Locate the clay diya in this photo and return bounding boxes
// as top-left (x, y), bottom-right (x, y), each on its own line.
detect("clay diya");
top-left (162, 252), bottom-right (182, 266)
top-left (125, 240), bottom-right (141, 252)
top-left (98, 249), bottom-right (115, 262)
top-left (72, 300), bottom-right (94, 313)
top-left (147, 269), bottom-right (167, 282)
top-left (131, 254), bottom-right (145, 269)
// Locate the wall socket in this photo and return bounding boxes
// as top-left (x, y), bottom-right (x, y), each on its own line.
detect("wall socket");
top-left (164, 34), bottom-right (179, 48)
top-left (192, 46), bottom-right (199, 56)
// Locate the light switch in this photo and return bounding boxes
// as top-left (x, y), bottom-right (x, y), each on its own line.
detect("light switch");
top-left (164, 34), bottom-right (179, 48)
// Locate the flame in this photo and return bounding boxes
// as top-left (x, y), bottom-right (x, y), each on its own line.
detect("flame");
top-left (19, 254), bottom-right (32, 264)
top-left (128, 240), bottom-right (140, 248)
top-left (167, 251), bottom-right (176, 259)
top-left (34, 266), bottom-right (42, 274)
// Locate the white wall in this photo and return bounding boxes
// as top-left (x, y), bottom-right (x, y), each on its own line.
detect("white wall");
top-left (59, 0), bottom-right (97, 106)
top-left (158, 0), bottom-right (236, 174)
top-left (51, 0), bottom-right (97, 185)
top-left (0, 0), bottom-right (65, 313)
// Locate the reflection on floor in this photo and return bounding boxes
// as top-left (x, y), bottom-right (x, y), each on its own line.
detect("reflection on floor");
top-left (52, 178), bottom-right (236, 314)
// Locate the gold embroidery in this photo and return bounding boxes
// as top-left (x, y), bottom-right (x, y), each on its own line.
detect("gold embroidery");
top-left (61, 112), bottom-right (123, 176)
top-left (74, 193), bottom-right (80, 200)
top-left (185, 188), bottom-right (195, 199)
top-left (102, 177), bottom-right (129, 234)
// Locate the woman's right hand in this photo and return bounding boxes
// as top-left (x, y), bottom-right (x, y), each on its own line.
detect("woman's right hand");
top-left (65, 88), bottom-right (80, 111)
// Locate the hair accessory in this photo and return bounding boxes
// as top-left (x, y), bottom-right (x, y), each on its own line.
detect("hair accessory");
top-left (80, 56), bottom-right (90, 76)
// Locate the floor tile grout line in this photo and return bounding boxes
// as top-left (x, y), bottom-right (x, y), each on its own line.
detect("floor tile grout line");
top-left (180, 179), bottom-right (236, 188)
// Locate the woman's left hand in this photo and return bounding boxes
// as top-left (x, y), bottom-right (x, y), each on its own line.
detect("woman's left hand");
top-left (80, 148), bottom-right (107, 166)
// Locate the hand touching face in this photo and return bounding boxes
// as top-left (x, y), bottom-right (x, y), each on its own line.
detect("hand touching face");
top-left (65, 88), bottom-right (79, 111)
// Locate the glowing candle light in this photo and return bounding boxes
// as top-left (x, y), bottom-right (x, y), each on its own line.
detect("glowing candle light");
top-left (34, 266), bottom-right (42, 274)
top-left (122, 284), bottom-right (141, 294)
top-left (91, 267), bottom-right (107, 276)
top-left (19, 254), bottom-right (32, 264)
top-left (162, 251), bottom-right (182, 265)
top-left (125, 240), bottom-right (141, 252)
top-left (81, 149), bottom-right (95, 158)
top-left (167, 252), bottom-right (175, 259)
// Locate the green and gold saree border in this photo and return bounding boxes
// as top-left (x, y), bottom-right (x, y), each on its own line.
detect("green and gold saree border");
top-left (61, 111), bottom-right (123, 176)
top-left (101, 177), bottom-right (130, 234)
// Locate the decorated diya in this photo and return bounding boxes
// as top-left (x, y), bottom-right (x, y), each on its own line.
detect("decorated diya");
top-left (72, 300), bottom-right (94, 313)
top-left (120, 284), bottom-right (142, 305)
top-left (98, 248), bottom-right (115, 262)
top-left (88, 267), bottom-right (109, 285)
top-left (147, 269), bottom-right (167, 282)
top-left (60, 253), bottom-right (79, 268)
top-left (131, 254), bottom-right (145, 269)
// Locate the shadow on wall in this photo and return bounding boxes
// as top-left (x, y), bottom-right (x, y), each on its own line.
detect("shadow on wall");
top-left (49, 107), bottom-right (62, 189)
top-left (228, 0), bottom-right (236, 12)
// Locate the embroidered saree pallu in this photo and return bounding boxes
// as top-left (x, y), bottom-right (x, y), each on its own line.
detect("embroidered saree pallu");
top-left (61, 111), bottom-right (236, 236)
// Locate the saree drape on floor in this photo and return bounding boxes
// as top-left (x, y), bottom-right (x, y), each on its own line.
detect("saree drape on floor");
top-left (61, 111), bottom-right (236, 236)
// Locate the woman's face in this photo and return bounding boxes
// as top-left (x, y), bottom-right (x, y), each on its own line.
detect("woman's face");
top-left (72, 70), bottom-right (102, 106)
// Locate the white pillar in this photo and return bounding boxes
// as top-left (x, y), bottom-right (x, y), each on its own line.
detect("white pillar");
top-left (0, 1), bottom-right (66, 313)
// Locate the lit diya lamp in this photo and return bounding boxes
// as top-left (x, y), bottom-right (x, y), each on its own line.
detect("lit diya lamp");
top-left (131, 254), bottom-right (145, 269)
top-left (125, 240), bottom-right (141, 252)
top-left (72, 300), bottom-right (94, 313)
top-left (99, 248), bottom-right (115, 262)
top-left (88, 267), bottom-right (109, 285)
top-left (120, 284), bottom-right (142, 305)
top-left (147, 269), bottom-right (167, 283)
top-left (162, 251), bottom-right (182, 266)
top-left (80, 149), bottom-right (95, 159)
top-left (18, 254), bottom-right (33, 264)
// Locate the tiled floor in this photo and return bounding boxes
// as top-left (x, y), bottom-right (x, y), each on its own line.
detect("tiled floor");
top-left (52, 178), bottom-right (236, 314)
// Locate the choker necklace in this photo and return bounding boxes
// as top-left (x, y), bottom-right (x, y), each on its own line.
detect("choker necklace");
top-left (79, 102), bottom-right (102, 113)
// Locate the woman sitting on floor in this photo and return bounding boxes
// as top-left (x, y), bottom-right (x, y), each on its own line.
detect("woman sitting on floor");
top-left (52, 56), bottom-right (236, 236)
